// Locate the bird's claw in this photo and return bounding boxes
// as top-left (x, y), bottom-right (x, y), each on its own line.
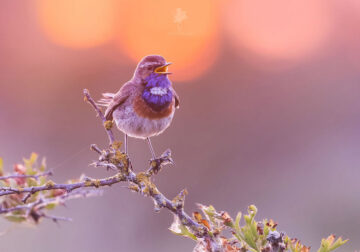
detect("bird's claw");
top-left (125, 154), bottom-right (133, 171)
top-left (147, 149), bottom-right (173, 175)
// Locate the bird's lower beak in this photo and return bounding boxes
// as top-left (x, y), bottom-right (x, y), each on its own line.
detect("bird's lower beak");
top-left (154, 62), bottom-right (172, 74)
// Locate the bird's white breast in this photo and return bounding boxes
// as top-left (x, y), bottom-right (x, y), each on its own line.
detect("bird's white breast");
top-left (112, 104), bottom-right (174, 139)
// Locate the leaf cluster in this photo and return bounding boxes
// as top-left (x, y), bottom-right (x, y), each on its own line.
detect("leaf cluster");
top-left (170, 204), bottom-right (347, 252)
top-left (0, 154), bottom-right (87, 224)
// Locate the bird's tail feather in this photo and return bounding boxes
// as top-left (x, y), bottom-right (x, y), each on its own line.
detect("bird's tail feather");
top-left (96, 93), bottom-right (115, 107)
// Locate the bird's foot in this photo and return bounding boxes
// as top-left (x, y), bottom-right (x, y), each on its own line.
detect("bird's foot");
top-left (147, 149), bottom-right (173, 176)
top-left (125, 154), bottom-right (133, 172)
top-left (90, 143), bottom-right (133, 173)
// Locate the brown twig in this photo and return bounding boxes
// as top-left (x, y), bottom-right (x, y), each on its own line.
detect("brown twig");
top-left (83, 89), bottom-right (115, 145)
top-left (0, 189), bottom-right (100, 223)
top-left (41, 214), bottom-right (73, 223)
top-left (0, 174), bottom-right (125, 197)
top-left (0, 171), bottom-right (53, 181)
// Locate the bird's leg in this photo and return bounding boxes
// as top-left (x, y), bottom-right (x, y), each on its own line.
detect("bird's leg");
top-left (124, 134), bottom-right (128, 155)
top-left (123, 134), bottom-right (133, 170)
top-left (146, 137), bottom-right (156, 160)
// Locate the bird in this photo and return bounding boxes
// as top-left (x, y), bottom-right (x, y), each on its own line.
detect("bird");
top-left (98, 55), bottom-right (179, 160)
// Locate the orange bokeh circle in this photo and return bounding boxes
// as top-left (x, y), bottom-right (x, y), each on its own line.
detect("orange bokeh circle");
top-left (116, 0), bottom-right (220, 82)
top-left (36, 0), bottom-right (118, 49)
top-left (223, 0), bottom-right (331, 60)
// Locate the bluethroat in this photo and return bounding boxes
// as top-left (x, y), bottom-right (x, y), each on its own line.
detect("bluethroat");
top-left (98, 55), bottom-right (179, 159)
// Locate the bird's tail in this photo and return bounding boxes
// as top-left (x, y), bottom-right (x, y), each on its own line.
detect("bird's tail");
top-left (97, 93), bottom-right (115, 107)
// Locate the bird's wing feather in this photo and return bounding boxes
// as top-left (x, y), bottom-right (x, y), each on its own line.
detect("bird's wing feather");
top-left (104, 82), bottom-right (134, 120)
top-left (97, 93), bottom-right (115, 107)
top-left (172, 88), bottom-right (180, 109)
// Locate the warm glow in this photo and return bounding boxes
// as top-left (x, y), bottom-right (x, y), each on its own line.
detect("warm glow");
top-left (223, 0), bottom-right (331, 60)
top-left (116, 0), bottom-right (219, 81)
top-left (36, 0), bottom-right (117, 49)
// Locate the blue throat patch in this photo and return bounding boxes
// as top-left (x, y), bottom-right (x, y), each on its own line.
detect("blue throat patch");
top-left (142, 73), bottom-right (173, 112)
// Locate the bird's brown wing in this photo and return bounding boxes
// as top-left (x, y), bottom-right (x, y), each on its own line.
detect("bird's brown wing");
top-left (172, 88), bottom-right (180, 109)
top-left (104, 82), bottom-right (134, 120)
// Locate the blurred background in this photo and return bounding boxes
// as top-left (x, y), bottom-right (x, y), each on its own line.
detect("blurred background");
top-left (0, 0), bottom-right (360, 251)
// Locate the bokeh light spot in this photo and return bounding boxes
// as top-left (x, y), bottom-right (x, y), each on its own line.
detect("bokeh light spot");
top-left (223, 0), bottom-right (331, 60)
top-left (116, 0), bottom-right (220, 82)
top-left (36, 0), bottom-right (117, 49)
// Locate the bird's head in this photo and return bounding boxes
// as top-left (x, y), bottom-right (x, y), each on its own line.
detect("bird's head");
top-left (133, 55), bottom-right (172, 82)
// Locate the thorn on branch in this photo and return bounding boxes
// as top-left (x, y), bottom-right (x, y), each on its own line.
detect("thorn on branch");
top-left (172, 189), bottom-right (188, 209)
top-left (22, 191), bottom-right (33, 203)
top-left (91, 161), bottom-right (118, 171)
top-left (90, 144), bottom-right (102, 155)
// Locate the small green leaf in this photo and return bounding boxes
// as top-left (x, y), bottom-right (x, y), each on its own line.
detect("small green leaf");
top-left (29, 152), bottom-right (38, 164)
top-left (0, 157), bottom-right (3, 175)
top-left (263, 219), bottom-right (270, 236)
top-left (23, 152), bottom-right (38, 171)
top-left (169, 215), bottom-right (197, 241)
top-left (203, 205), bottom-right (216, 218)
top-left (45, 203), bottom-right (57, 210)
top-left (39, 157), bottom-right (47, 172)
top-left (39, 176), bottom-right (47, 185)
top-left (330, 238), bottom-right (348, 250)
top-left (317, 235), bottom-right (348, 252)
top-left (250, 220), bottom-right (258, 240)
top-left (240, 210), bottom-right (259, 251)
top-left (25, 167), bottom-right (36, 176)
top-left (4, 215), bottom-right (27, 223)
top-left (244, 214), bottom-right (252, 225)
top-left (26, 178), bottom-right (38, 187)
top-left (235, 211), bottom-right (242, 233)
top-left (248, 205), bottom-right (258, 216)
top-left (198, 204), bottom-right (217, 225)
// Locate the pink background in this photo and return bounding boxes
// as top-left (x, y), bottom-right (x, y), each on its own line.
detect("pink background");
top-left (1, 1), bottom-right (360, 251)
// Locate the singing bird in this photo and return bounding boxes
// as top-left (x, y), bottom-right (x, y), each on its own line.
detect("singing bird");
top-left (98, 55), bottom-right (179, 159)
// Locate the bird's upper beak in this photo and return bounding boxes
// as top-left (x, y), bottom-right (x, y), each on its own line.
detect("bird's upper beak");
top-left (154, 62), bottom-right (172, 75)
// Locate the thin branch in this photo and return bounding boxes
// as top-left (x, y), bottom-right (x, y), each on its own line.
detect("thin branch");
top-left (0, 173), bottom-right (125, 197)
top-left (41, 214), bottom-right (72, 223)
top-left (0, 204), bottom-right (31, 214)
top-left (0, 190), bottom-right (100, 226)
top-left (83, 89), bottom-right (115, 145)
top-left (22, 193), bottom-right (33, 203)
top-left (92, 161), bottom-right (118, 171)
top-left (0, 188), bottom-right (103, 215)
top-left (0, 171), bottom-right (53, 181)
top-left (90, 144), bottom-right (102, 155)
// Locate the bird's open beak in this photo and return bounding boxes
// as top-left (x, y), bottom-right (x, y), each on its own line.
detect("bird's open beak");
top-left (154, 62), bottom-right (172, 74)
